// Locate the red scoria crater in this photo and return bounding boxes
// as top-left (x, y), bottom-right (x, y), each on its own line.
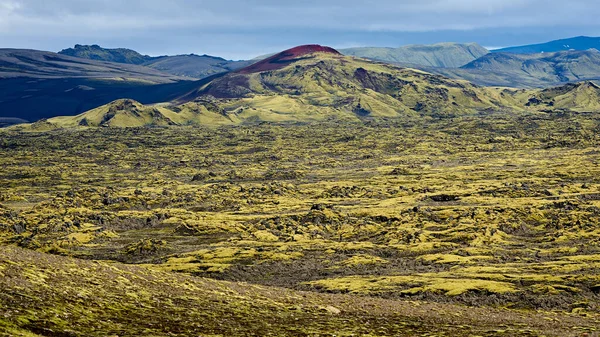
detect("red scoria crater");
top-left (238, 45), bottom-right (341, 74)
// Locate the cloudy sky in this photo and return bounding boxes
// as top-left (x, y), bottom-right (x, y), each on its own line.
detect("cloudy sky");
top-left (1, 0), bottom-right (599, 59)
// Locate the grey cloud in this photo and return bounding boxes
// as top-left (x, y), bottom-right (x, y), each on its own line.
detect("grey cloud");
top-left (1, 0), bottom-right (599, 59)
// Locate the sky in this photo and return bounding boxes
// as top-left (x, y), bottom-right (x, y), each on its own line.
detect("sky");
top-left (1, 0), bottom-right (600, 60)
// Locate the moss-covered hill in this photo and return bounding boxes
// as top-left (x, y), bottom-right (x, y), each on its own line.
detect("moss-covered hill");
top-left (182, 46), bottom-right (505, 119)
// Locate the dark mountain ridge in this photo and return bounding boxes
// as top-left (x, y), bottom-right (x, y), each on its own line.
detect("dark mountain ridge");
top-left (493, 36), bottom-right (600, 54)
top-left (58, 44), bottom-right (252, 79)
top-left (58, 44), bottom-right (152, 64)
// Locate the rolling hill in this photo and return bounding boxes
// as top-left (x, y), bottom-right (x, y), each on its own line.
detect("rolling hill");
top-left (493, 36), bottom-right (600, 54)
top-left (462, 49), bottom-right (600, 83)
top-left (59, 44), bottom-right (252, 79)
top-left (341, 43), bottom-right (489, 68)
top-left (26, 44), bottom-right (508, 129)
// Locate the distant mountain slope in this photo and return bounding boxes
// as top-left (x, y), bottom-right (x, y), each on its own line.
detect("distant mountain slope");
top-left (0, 117), bottom-right (28, 127)
top-left (493, 36), bottom-right (600, 54)
top-left (0, 48), bottom-right (184, 82)
top-left (341, 43), bottom-right (489, 68)
top-left (0, 49), bottom-right (198, 122)
top-left (143, 54), bottom-right (251, 79)
top-left (427, 49), bottom-right (600, 88)
top-left (58, 44), bottom-right (151, 64)
top-left (59, 44), bottom-right (252, 79)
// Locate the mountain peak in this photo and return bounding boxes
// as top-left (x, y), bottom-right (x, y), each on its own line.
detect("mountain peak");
top-left (282, 44), bottom-right (341, 56)
top-left (237, 45), bottom-right (341, 74)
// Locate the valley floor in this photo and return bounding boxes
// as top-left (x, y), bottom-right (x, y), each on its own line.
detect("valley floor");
top-left (1, 111), bottom-right (600, 335)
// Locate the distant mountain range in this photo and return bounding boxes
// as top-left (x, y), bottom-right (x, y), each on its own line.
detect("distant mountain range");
top-left (0, 48), bottom-right (184, 82)
top-left (10, 45), bottom-right (600, 131)
top-left (341, 43), bottom-right (489, 68)
top-left (4, 37), bottom-right (600, 125)
top-left (58, 44), bottom-right (251, 79)
top-left (493, 36), bottom-right (600, 54)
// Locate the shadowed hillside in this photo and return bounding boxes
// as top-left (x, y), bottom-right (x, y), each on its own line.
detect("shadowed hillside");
top-left (0, 77), bottom-right (202, 122)
top-left (0, 49), bottom-right (198, 122)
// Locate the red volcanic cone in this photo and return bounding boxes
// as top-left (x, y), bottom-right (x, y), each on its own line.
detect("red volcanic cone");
top-left (238, 45), bottom-right (341, 74)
